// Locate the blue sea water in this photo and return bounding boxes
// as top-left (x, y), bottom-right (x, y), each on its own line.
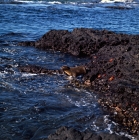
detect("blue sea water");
top-left (0, 0), bottom-right (139, 139)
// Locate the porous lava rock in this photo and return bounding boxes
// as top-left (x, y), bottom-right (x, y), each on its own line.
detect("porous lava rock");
top-left (18, 28), bottom-right (139, 135)
top-left (83, 38), bottom-right (139, 134)
top-left (19, 28), bottom-right (134, 57)
top-left (47, 126), bottom-right (130, 140)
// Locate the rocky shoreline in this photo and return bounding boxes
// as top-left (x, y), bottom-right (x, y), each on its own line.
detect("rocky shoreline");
top-left (18, 28), bottom-right (139, 139)
top-left (46, 126), bottom-right (130, 140)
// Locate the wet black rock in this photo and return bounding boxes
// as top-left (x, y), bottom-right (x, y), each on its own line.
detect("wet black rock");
top-left (18, 28), bottom-right (139, 135)
top-left (18, 65), bottom-right (63, 75)
top-left (19, 28), bottom-right (138, 57)
top-left (47, 126), bottom-right (130, 140)
top-left (105, 6), bottom-right (132, 10)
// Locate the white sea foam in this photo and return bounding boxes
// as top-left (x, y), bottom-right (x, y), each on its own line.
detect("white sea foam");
top-left (48, 1), bottom-right (62, 4)
top-left (2, 0), bottom-right (136, 5)
top-left (7, 0), bottom-right (61, 4)
top-left (13, 0), bottom-right (35, 3)
top-left (103, 115), bottom-right (136, 140)
top-left (100, 0), bottom-right (133, 3)
top-left (21, 73), bottom-right (37, 77)
top-left (61, 88), bottom-right (96, 107)
top-left (1, 0), bottom-right (45, 4)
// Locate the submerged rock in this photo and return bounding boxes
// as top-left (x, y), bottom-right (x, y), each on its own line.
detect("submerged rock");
top-left (105, 6), bottom-right (132, 10)
top-left (47, 126), bottom-right (130, 140)
top-left (18, 65), bottom-right (63, 75)
top-left (18, 28), bottom-right (139, 135)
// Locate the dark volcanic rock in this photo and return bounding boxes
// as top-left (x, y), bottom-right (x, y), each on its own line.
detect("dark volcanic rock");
top-left (83, 44), bottom-right (139, 134)
top-left (18, 65), bottom-right (63, 75)
top-left (47, 126), bottom-right (130, 140)
top-left (105, 6), bottom-right (132, 10)
top-left (19, 28), bottom-right (137, 57)
top-left (18, 28), bottom-right (139, 135)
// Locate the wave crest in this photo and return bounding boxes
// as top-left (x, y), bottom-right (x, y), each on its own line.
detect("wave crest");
top-left (100, 0), bottom-right (133, 3)
top-left (0, 0), bottom-right (99, 4)
top-left (0, 0), bottom-right (137, 5)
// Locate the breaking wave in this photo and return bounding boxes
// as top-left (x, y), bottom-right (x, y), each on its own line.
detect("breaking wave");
top-left (100, 0), bottom-right (133, 3)
top-left (0, 0), bottom-right (98, 4)
top-left (0, 0), bottom-right (137, 4)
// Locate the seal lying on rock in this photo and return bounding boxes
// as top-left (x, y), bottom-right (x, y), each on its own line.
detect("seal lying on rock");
top-left (61, 65), bottom-right (86, 77)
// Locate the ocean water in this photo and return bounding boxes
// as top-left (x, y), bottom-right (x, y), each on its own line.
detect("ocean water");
top-left (0, 0), bottom-right (139, 139)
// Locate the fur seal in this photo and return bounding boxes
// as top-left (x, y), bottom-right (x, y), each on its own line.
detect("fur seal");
top-left (61, 65), bottom-right (86, 77)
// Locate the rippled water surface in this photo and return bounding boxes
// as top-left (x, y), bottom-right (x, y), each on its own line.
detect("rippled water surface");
top-left (0, 0), bottom-right (139, 139)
